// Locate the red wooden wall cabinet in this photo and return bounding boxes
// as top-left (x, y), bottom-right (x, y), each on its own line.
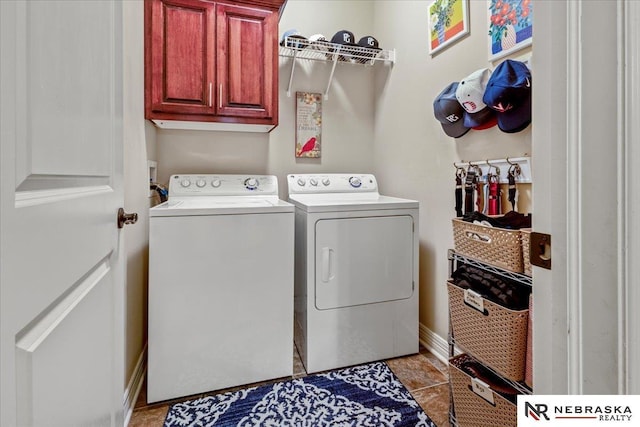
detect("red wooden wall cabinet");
top-left (144, 0), bottom-right (284, 131)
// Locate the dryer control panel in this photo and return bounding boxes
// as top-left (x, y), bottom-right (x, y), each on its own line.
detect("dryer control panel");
top-left (169, 174), bottom-right (279, 197)
top-left (287, 174), bottom-right (378, 194)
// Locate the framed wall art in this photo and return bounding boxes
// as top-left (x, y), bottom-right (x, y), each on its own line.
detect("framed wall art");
top-left (429, 0), bottom-right (470, 56)
top-left (295, 92), bottom-right (322, 158)
top-left (488, 0), bottom-right (533, 61)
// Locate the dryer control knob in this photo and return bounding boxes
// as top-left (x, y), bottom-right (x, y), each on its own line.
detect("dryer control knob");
top-left (309, 178), bottom-right (318, 186)
top-left (244, 178), bottom-right (258, 190)
top-left (322, 178), bottom-right (331, 186)
top-left (211, 179), bottom-right (221, 188)
top-left (196, 179), bottom-right (206, 188)
top-left (349, 176), bottom-right (362, 188)
top-left (180, 179), bottom-right (191, 188)
top-left (297, 178), bottom-right (306, 186)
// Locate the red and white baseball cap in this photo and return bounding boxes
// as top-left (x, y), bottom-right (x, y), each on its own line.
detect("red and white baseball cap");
top-left (455, 68), bottom-right (498, 130)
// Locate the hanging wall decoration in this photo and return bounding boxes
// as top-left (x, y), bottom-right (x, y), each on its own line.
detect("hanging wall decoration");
top-left (428, 0), bottom-right (470, 56)
top-left (488, 0), bottom-right (533, 61)
top-left (295, 92), bottom-right (322, 158)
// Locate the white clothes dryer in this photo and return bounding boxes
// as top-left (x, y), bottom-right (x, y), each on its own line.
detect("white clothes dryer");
top-left (148, 174), bottom-right (294, 403)
top-left (287, 173), bottom-right (419, 374)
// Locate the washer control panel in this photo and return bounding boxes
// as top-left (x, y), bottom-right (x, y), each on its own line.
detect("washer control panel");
top-left (287, 174), bottom-right (378, 194)
top-left (169, 175), bottom-right (279, 197)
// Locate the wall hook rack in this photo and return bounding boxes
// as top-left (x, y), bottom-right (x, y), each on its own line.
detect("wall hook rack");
top-left (453, 156), bottom-right (531, 184)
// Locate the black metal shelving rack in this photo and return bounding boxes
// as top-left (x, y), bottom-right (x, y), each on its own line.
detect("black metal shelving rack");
top-left (447, 249), bottom-right (533, 427)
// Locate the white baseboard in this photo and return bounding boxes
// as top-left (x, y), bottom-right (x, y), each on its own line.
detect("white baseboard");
top-left (418, 323), bottom-right (449, 365)
top-left (123, 344), bottom-right (147, 427)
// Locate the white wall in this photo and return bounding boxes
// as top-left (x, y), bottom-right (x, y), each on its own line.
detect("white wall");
top-left (269, 0), bottom-right (377, 195)
top-left (371, 0), bottom-right (531, 342)
top-left (155, 0), bottom-right (379, 199)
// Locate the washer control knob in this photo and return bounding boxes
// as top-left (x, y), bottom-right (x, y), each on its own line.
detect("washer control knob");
top-left (322, 178), bottom-right (331, 186)
top-left (196, 179), bottom-right (206, 188)
top-left (244, 178), bottom-right (258, 190)
top-left (297, 178), bottom-right (306, 186)
top-left (349, 176), bottom-right (362, 188)
top-left (180, 179), bottom-right (191, 188)
top-left (309, 178), bottom-right (318, 186)
top-left (211, 179), bottom-right (221, 188)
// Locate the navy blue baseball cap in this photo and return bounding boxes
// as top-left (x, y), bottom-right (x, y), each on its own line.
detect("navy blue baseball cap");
top-left (331, 30), bottom-right (359, 47)
top-left (433, 82), bottom-right (471, 138)
top-left (483, 59), bottom-right (532, 133)
top-left (358, 36), bottom-right (380, 50)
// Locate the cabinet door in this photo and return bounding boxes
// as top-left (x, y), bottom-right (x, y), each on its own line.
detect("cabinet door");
top-left (216, 2), bottom-right (277, 121)
top-left (146, 0), bottom-right (216, 116)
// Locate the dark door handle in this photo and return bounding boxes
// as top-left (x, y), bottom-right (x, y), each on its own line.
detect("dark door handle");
top-left (117, 208), bottom-right (138, 229)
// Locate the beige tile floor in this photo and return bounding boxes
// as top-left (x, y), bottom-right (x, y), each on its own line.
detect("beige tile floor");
top-left (129, 346), bottom-right (450, 426)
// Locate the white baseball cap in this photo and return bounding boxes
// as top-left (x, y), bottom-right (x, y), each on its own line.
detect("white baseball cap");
top-left (456, 68), bottom-right (497, 130)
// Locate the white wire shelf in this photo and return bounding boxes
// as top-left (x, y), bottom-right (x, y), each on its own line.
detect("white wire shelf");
top-left (279, 38), bottom-right (395, 64)
top-left (279, 36), bottom-right (395, 99)
top-left (448, 249), bottom-right (533, 287)
top-left (448, 339), bottom-right (533, 395)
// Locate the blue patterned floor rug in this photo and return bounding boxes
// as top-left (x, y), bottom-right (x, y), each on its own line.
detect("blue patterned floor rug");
top-left (164, 361), bottom-right (437, 427)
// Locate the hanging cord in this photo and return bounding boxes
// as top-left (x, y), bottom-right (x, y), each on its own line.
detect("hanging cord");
top-left (507, 160), bottom-right (522, 212)
top-left (488, 175), bottom-right (500, 215)
top-left (455, 165), bottom-right (465, 217)
top-left (464, 164), bottom-right (476, 214)
top-left (486, 161), bottom-right (501, 215)
top-left (150, 182), bottom-right (168, 203)
top-left (474, 165), bottom-right (484, 213)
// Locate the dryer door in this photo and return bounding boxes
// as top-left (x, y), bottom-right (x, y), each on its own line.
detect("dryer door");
top-left (315, 215), bottom-right (414, 310)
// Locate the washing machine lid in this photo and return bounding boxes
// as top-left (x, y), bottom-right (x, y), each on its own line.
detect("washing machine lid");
top-left (150, 196), bottom-right (293, 216)
top-left (150, 174), bottom-right (294, 216)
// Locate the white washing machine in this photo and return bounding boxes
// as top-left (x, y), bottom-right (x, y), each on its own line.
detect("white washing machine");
top-left (148, 174), bottom-right (294, 403)
top-left (287, 173), bottom-right (419, 374)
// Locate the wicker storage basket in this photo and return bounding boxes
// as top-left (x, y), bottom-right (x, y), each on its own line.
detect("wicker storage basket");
top-left (521, 228), bottom-right (532, 276)
top-left (448, 281), bottom-right (529, 382)
top-left (452, 218), bottom-right (524, 273)
top-left (449, 354), bottom-right (516, 427)
top-left (525, 293), bottom-right (533, 388)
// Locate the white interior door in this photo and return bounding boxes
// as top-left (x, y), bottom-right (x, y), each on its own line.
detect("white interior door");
top-left (1, 1), bottom-right (124, 426)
